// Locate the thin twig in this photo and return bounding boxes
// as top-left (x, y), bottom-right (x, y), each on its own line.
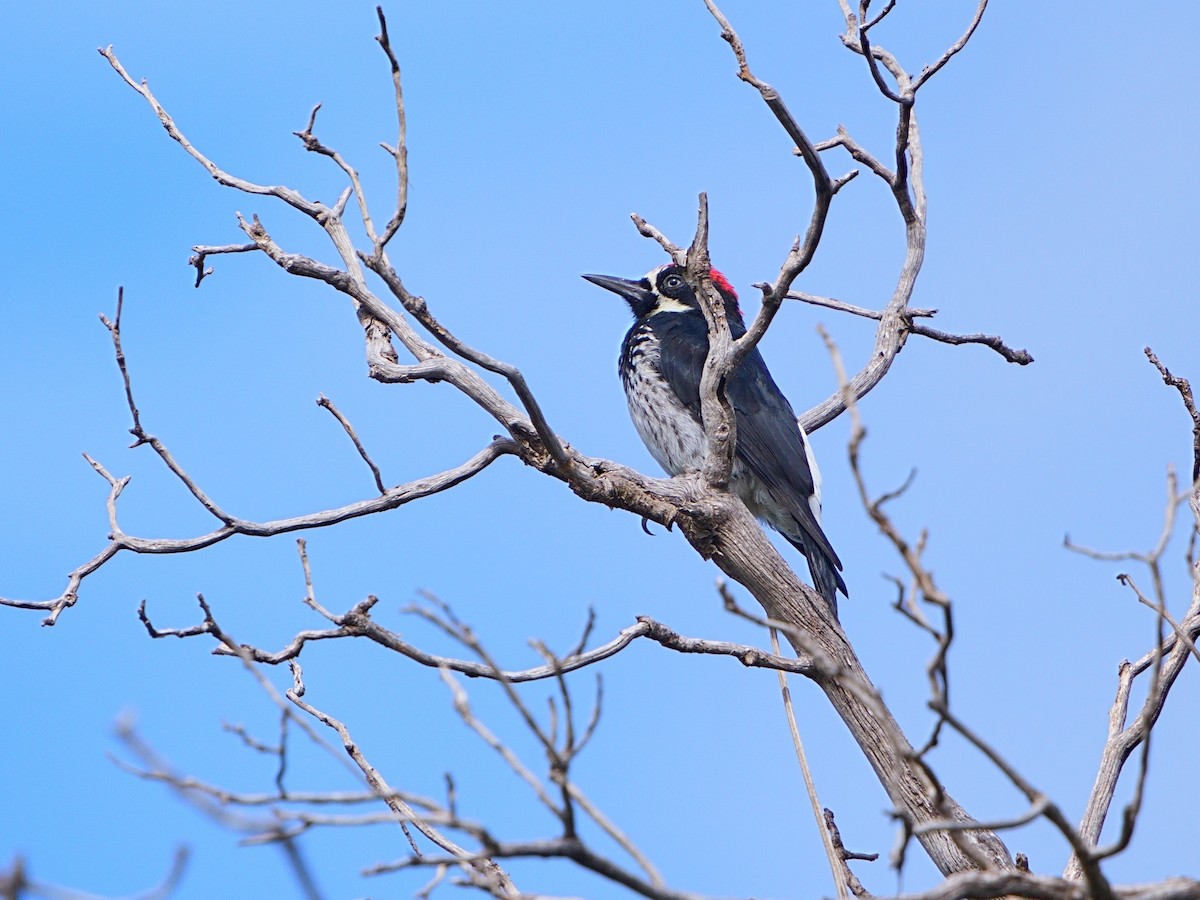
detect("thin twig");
top-left (787, 291), bottom-right (1031, 363)
top-left (824, 813), bottom-right (875, 899)
top-left (209, 608), bottom-right (816, 680)
top-left (911, 0), bottom-right (990, 92)
top-left (822, 325), bottom-right (1006, 875)
top-left (906, 321), bottom-right (1033, 364)
top-left (788, 290), bottom-right (936, 320)
top-left (438, 666), bottom-right (562, 816)
top-left (1145, 348), bottom-right (1200, 483)
top-left (372, 6), bottom-right (409, 251)
top-left (286, 668), bottom-right (520, 893)
top-left (769, 627), bottom-right (847, 899)
top-left (316, 394), bottom-right (387, 494)
top-left (98, 47), bottom-right (327, 217)
top-left (99, 291), bottom-right (234, 522)
top-left (0, 439), bottom-right (515, 623)
top-left (365, 838), bottom-right (710, 900)
top-left (701, 0), bottom-right (836, 348)
top-left (189, 242), bottom-right (259, 287)
top-left (563, 782), bottom-right (664, 889)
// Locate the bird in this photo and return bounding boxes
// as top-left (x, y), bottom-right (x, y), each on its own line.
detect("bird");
top-left (583, 263), bottom-right (847, 616)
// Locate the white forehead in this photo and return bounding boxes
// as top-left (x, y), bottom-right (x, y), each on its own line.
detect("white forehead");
top-left (646, 264), bottom-right (673, 287)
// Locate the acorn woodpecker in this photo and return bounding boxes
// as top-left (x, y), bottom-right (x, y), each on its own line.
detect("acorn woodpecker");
top-left (584, 263), bottom-right (847, 616)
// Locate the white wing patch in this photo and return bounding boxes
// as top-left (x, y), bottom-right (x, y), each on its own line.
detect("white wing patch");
top-left (799, 422), bottom-right (823, 524)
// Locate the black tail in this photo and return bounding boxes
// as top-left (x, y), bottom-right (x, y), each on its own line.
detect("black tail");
top-left (807, 548), bottom-right (844, 620)
top-left (787, 534), bottom-right (846, 620)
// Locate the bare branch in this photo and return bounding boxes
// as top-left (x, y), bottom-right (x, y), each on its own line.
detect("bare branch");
top-left (826, 322), bottom-right (1107, 881)
top-left (138, 594), bottom-right (218, 640)
top-left (362, 255), bottom-right (573, 473)
top-left (292, 103), bottom-right (389, 253)
top-left (685, 195), bottom-right (739, 492)
top-left (932, 704), bottom-right (1114, 899)
top-left (103, 41), bottom-right (571, 488)
top-left (0, 509), bottom-right (122, 625)
top-left (816, 126), bottom-right (894, 181)
top-left (1145, 348), bottom-right (1200, 483)
top-left (192, 594), bottom-right (815, 685)
top-left (889, 871), bottom-right (1199, 900)
top-left (768, 628), bottom-right (847, 899)
top-left (1068, 598), bottom-right (1200, 878)
top-left (98, 47), bottom-right (329, 219)
top-left (366, 838), bottom-right (712, 900)
top-left (96, 287), bottom-right (141, 436)
top-left (629, 214), bottom-right (685, 263)
top-left (1065, 372), bottom-right (1200, 881)
top-left (286, 671), bottom-right (521, 894)
top-left (439, 666), bottom-right (563, 816)
top-left (84, 13), bottom-right (1041, 885)
top-left (0, 440), bottom-right (514, 624)
top-left (638, 616), bottom-right (816, 675)
top-left (824, 808), bottom-right (877, 900)
top-left (189, 242), bottom-right (258, 287)
top-left (15, 284), bottom-right (505, 626)
top-left (799, 0), bottom-right (1003, 433)
top-left (863, 0), bottom-right (897, 31)
top-left (788, 290), bottom-right (1031, 364)
top-left (225, 723), bottom-right (278, 758)
top-left (855, 2), bottom-right (909, 106)
top-left (1089, 577), bottom-right (1163, 865)
top-left (1128, 575), bottom-right (1200, 667)
top-left (788, 290), bottom-right (935, 321)
top-left (562, 782), bottom-right (664, 889)
top-left (99, 293), bottom-right (235, 523)
top-left (906, 322), bottom-right (1033, 365)
top-left (910, 1), bottom-right (990, 92)
top-left (701, 0), bottom-right (836, 344)
top-left (372, 6), bottom-right (409, 251)
top-left (316, 394), bottom-right (387, 494)
top-left (362, 597), bottom-right (686, 895)
top-left (831, 168), bottom-right (861, 193)
top-left (113, 710), bottom-right (338, 899)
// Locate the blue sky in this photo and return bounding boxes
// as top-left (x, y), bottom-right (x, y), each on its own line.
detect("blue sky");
top-left (2, 2), bottom-right (1197, 898)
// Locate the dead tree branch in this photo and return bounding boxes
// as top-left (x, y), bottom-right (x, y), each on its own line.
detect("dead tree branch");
top-left (781, 0), bottom-right (1018, 433)
top-left (823, 325), bottom-right (1128, 894)
top-left (1, 2), bottom-right (1035, 888)
top-left (316, 394), bottom-right (387, 495)
top-left (130, 584), bottom-right (726, 900)
top-left (1063, 355), bottom-right (1200, 882)
top-left (1145, 348), bottom-right (1200, 484)
top-left (285, 667), bottom-right (523, 897)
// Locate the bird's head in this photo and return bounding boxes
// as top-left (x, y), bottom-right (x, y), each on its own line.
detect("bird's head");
top-left (583, 264), bottom-right (742, 325)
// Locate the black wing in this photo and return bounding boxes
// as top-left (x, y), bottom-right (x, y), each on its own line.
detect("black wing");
top-left (726, 346), bottom-right (847, 597)
top-left (650, 312), bottom-right (710, 420)
top-left (654, 312), bottom-right (846, 599)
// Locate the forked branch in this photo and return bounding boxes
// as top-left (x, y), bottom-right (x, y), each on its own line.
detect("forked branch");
top-left (1063, 351), bottom-right (1200, 882)
top-left (25, 3), bottom-right (1041, 889)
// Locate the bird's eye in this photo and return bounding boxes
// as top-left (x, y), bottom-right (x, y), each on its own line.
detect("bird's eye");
top-left (661, 273), bottom-right (685, 292)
